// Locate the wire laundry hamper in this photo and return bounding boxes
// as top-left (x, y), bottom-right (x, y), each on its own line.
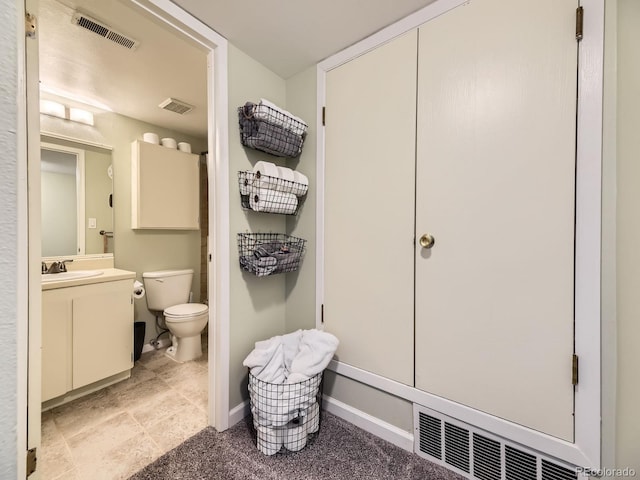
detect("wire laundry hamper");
top-left (247, 371), bottom-right (323, 455)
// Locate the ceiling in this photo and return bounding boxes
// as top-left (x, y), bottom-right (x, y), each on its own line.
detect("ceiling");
top-left (39, 0), bottom-right (436, 138)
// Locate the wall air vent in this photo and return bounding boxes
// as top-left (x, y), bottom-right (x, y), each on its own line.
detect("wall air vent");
top-left (71, 12), bottom-right (139, 50)
top-left (414, 405), bottom-right (580, 480)
top-left (159, 98), bottom-right (194, 115)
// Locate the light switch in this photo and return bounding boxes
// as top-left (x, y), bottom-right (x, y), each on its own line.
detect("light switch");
top-left (88, 218), bottom-right (97, 229)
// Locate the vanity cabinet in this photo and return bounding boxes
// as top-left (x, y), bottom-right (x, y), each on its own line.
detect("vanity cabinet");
top-left (131, 140), bottom-right (200, 230)
top-left (42, 278), bottom-right (134, 402)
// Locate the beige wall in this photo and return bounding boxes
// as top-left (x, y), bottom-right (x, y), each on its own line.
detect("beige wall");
top-left (227, 44), bottom-right (289, 408)
top-left (614, 0), bottom-right (640, 471)
top-left (84, 149), bottom-right (113, 254)
top-left (285, 65), bottom-right (318, 331)
top-left (42, 112), bottom-right (207, 345)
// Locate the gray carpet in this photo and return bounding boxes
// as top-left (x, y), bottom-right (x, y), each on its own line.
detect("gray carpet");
top-left (129, 412), bottom-right (464, 480)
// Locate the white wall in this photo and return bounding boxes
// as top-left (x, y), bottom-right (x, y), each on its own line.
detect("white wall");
top-left (0, 0), bottom-right (20, 476)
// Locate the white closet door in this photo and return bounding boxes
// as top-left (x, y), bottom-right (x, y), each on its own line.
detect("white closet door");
top-left (324, 31), bottom-right (417, 385)
top-left (415, 0), bottom-right (577, 440)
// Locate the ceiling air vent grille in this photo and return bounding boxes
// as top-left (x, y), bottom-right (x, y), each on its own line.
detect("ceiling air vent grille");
top-left (71, 12), bottom-right (139, 50)
top-left (413, 405), bottom-right (580, 480)
top-left (159, 98), bottom-right (194, 115)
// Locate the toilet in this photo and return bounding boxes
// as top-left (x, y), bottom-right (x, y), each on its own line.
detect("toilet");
top-left (142, 269), bottom-right (208, 362)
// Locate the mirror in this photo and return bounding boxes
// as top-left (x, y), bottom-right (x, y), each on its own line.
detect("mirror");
top-left (41, 141), bottom-right (113, 257)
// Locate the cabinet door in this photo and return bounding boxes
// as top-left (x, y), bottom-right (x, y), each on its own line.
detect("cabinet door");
top-left (72, 280), bottom-right (134, 389)
top-left (131, 140), bottom-right (200, 229)
top-left (415, 0), bottom-right (577, 441)
top-left (42, 290), bottom-right (72, 402)
top-left (323, 31), bottom-right (417, 385)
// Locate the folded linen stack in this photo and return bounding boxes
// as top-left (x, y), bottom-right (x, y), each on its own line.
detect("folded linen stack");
top-left (244, 329), bottom-right (339, 455)
top-left (240, 161), bottom-right (308, 215)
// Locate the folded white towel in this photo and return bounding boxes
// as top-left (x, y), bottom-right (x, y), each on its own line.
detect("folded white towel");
top-left (249, 188), bottom-right (298, 215)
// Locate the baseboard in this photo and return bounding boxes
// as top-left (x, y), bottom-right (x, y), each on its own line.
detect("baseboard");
top-left (322, 394), bottom-right (414, 452)
top-left (228, 399), bottom-right (250, 427)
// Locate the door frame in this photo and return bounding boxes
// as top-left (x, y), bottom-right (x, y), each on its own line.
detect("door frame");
top-left (19, 1), bottom-right (231, 477)
top-left (316, 0), bottom-right (603, 468)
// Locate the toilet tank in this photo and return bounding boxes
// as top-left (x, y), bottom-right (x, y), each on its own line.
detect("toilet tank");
top-left (142, 269), bottom-right (194, 311)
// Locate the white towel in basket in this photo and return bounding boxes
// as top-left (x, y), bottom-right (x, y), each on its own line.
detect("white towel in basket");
top-left (256, 98), bottom-right (307, 136)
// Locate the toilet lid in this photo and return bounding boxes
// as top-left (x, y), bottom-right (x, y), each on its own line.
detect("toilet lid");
top-left (164, 303), bottom-right (208, 318)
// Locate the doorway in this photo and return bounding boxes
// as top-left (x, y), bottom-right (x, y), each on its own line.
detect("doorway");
top-left (25, 0), bottom-right (230, 477)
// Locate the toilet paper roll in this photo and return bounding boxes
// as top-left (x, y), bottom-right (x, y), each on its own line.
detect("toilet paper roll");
top-left (252, 161), bottom-right (280, 189)
top-left (256, 426), bottom-right (283, 456)
top-left (133, 280), bottom-right (145, 299)
top-left (305, 402), bottom-right (320, 434)
top-left (292, 171), bottom-right (309, 196)
top-left (284, 418), bottom-right (308, 452)
top-left (276, 166), bottom-right (295, 193)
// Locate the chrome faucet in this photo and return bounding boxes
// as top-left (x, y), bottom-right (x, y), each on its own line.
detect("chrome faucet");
top-left (46, 259), bottom-right (73, 274)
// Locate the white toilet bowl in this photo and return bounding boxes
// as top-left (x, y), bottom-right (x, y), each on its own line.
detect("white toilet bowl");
top-left (164, 303), bottom-right (208, 362)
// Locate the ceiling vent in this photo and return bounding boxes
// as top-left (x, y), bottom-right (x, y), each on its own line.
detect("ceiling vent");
top-left (71, 12), bottom-right (139, 50)
top-left (159, 98), bottom-right (194, 115)
top-left (414, 405), bottom-right (581, 480)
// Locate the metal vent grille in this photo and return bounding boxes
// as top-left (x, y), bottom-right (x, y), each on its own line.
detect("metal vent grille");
top-left (414, 405), bottom-right (579, 480)
top-left (505, 445), bottom-right (537, 480)
top-left (542, 460), bottom-right (578, 480)
top-left (473, 433), bottom-right (501, 480)
top-left (418, 413), bottom-right (442, 460)
top-left (71, 12), bottom-right (139, 50)
top-left (159, 98), bottom-right (194, 115)
top-left (444, 422), bottom-right (470, 473)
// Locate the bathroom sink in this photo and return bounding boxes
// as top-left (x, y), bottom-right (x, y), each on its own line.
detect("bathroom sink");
top-left (41, 270), bottom-right (104, 283)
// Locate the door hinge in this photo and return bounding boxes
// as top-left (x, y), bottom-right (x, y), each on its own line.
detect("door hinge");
top-left (322, 106), bottom-right (326, 126)
top-left (572, 354), bottom-right (579, 385)
top-left (321, 304), bottom-right (324, 324)
top-left (25, 12), bottom-right (37, 39)
top-left (26, 447), bottom-right (37, 477)
top-left (576, 6), bottom-right (584, 41)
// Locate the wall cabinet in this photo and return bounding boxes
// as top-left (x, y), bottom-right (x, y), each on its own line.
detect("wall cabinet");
top-left (42, 279), bottom-right (134, 402)
top-left (131, 140), bottom-right (200, 230)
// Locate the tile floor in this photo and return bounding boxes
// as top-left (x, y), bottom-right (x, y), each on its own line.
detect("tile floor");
top-left (40, 341), bottom-right (209, 480)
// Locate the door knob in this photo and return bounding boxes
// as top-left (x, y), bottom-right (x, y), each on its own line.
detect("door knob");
top-left (419, 233), bottom-right (435, 249)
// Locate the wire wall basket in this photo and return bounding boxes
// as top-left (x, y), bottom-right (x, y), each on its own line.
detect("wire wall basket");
top-left (238, 171), bottom-right (308, 215)
top-left (237, 233), bottom-right (306, 277)
top-left (248, 371), bottom-right (323, 455)
top-left (238, 102), bottom-right (307, 158)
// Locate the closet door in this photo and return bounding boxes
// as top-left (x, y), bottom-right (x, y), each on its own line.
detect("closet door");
top-left (414, 0), bottom-right (577, 440)
top-left (324, 31), bottom-right (417, 385)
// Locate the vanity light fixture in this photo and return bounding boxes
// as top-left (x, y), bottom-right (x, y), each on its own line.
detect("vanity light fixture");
top-left (39, 100), bottom-right (95, 126)
top-left (39, 99), bottom-right (66, 119)
top-left (69, 107), bottom-right (94, 126)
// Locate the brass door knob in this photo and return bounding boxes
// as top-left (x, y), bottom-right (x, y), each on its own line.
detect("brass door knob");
top-left (419, 234), bottom-right (435, 249)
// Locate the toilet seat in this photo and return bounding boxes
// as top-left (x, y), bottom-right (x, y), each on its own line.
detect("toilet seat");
top-left (164, 303), bottom-right (208, 322)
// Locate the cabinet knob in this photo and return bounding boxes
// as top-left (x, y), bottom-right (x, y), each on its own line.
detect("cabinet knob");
top-left (419, 234), bottom-right (435, 249)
